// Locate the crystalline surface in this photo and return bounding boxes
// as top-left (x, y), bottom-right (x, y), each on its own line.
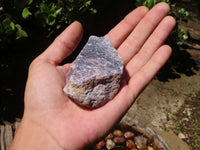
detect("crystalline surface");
top-left (63, 35), bottom-right (123, 108)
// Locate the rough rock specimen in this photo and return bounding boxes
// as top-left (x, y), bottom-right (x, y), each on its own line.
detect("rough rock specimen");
top-left (63, 35), bottom-right (123, 108)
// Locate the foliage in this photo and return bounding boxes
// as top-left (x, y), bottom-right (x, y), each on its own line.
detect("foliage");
top-left (136, 0), bottom-right (189, 45)
top-left (177, 8), bottom-right (189, 18)
top-left (136, 0), bottom-right (170, 9)
top-left (176, 29), bottom-right (188, 45)
top-left (0, 0), bottom-right (97, 122)
top-left (175, 7), bottom-right (189, 45)
top-left (0, 0), bottom-right (96, 49)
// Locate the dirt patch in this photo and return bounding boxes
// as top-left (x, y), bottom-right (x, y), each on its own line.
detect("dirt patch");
top-left (169, 91), bottom-right (200, 149)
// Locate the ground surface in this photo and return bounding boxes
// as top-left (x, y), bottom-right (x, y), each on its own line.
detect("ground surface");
top-left (122, 0), bottom-right (200, 149)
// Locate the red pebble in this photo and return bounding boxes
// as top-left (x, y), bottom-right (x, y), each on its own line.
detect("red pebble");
top-left (124, 131), bottom-right (135, 139)
top-left (113, 136), bottom-right (126, 144)
top-left (126, 139), bottom-right (136, 149)
top-left (96, 140), bottom-right (105, 149)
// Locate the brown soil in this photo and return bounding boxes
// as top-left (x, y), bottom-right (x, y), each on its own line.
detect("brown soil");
top-left (171, 91), bottom-right (200, 150)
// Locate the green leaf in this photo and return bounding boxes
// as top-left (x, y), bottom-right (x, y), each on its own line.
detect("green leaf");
top-left (15, 24), bottom-right (28, 39)
top-left (90, 8), bottom-right (97, 14)
top-left (182, 34), bottom-right (188, 40)
top-left (27, 0), bottom-right (33, 5)
top-left (53, 8), bottom-right (62, 17)
top-left (56, 25), bottom-right (61, 29)
top-left (2, 18), bottom-right (15, 34)
top-left (10, 22), bottom-right (15, 30)
top-left (178, 8), bottom-right (189, 17)
top-left (178, 29), bottom-right (184, 38)
top-left (46, 15), bottom-right (56, 26)
top-left (2, 18), bottom-right (11, 27)
top-left (176, 41), bottom-right (183, 45)
top-left (143, 0), bottom-right (156, 9)
top-left (185, 11), bottom-right (189, 16)
top-left (15, 24), bottom-right (22, 30)
top-left (22, 7), bottom-right (32, 19)
top-left (40, 3), bottom-right (47, 12)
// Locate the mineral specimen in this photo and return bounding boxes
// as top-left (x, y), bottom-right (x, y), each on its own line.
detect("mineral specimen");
top-left (63, 35), bottom-right (123, 108)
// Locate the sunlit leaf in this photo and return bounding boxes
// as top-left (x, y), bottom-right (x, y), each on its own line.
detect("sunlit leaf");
top-left (2, 18), bottom-right (15, 34)
top-left (27, 0), bottom-right (33, 5)
top-left (46, 15), bottom-right (56, 26)
top-left (53, 8), bottom-right (62, 17)
top-left (15, 24), bottom-right (28, 39)
top-left (22, 7), bottom-right (32, 19)
top-left (10, 22), bottom-right (15, 30)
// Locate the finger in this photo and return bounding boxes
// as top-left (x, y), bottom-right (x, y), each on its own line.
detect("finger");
top-left (127, 45), bottom-right (172, 101)
top-left (39, 21), bottom-right (83, 65)
top-left (126, 16), bottom-right (176, 77)
top-left (118, 2), bottom-right (170, 65)
top-left (57, 63), bottom-right (71, 75)
top-left (105, 6), bottom-right (149, 48)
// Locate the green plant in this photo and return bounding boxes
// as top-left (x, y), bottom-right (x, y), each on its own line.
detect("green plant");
top-left (0, 0), bottom-right (98, 122)
top-left (177, 8), bottom-right (189, 19)
top-left (0, 0), bottom-right (97, 49)
top-left (136, 0), bottom-right (170, 9)
top-left (177, 29), bottom-right (188, 45)
top-left (136, 0), bottom-right (190, 46)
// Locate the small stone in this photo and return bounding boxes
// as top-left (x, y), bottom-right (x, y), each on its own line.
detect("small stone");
top-left (106, 139), bottom-right (115, 150)
top-left (147, 146), bottom-right (155, 150)
top-left (113, 129), bottom-right (123, 137)
top-left (126, 139), bottom-right (136, 149)
top-left (96, 140), bottom-right (105, 149)
top-left (178, 132), bottom-right (186, 139)
top-left (63, 36), bottom-right (123, 108)
top-left (113, 136), bottom-right (126, 144)
top-left (134, 136), bottom-right (147, 150)
top-left (105, 133), bottom-right (114, 140)
top-left (124, 131), bottom-right (135, 139)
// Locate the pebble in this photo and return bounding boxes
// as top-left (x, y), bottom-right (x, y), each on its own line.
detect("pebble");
top-left (147, 146), bottom-right (155, 150)
top-left (178, 132), bottom-right (186, 139)
top-left (96, 129), bottom-right (159, 150)
top-left (124, 131), bottom-right (135, 139)
top-left (113, 129), bottom-right (123, 137)
top-left (96, 140), bottom-right (105, 149)
top-left (105, 133), bottom-right (114, 140)
top-left (126, 139), bottom-right (136, 149)
top-left (134, 136), bottom-right (147, 150)
top-left (113, 136), bottom-right (125, 144)
top-left (106, 139), bottom-right (115, 150)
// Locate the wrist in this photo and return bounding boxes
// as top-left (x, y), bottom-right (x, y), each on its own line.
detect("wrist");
top-left (10, 117), bottom-right (63, 150)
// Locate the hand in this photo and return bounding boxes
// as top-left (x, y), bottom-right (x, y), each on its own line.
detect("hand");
top-left (10, 2), bottom-right (175, 150)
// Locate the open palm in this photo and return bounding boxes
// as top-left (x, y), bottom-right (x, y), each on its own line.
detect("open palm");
top-left (11, 3), bottom-right (175, 150)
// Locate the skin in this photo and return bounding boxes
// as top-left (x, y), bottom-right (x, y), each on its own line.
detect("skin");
top-left (10, 3), bottom-right (176, 150)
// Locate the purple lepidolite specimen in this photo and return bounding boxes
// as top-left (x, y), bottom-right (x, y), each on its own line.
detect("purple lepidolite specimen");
top-left (63, 36), bottom-right (123, 108)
